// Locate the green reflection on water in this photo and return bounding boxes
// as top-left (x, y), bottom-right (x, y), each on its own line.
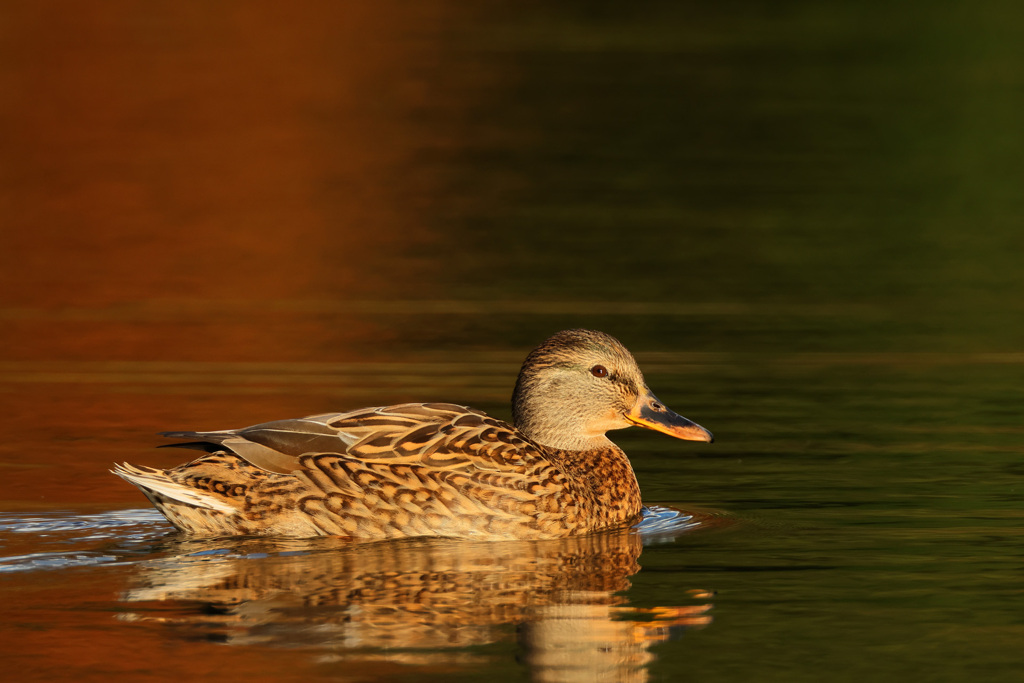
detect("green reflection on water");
top-left (390, 0), bottom-right (1024, 359)
top-left (393, 2), bottom-right (1024, 681)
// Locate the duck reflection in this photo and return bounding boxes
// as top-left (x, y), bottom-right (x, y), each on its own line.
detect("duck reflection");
top-left (118, 517), bottom-right (711, 682)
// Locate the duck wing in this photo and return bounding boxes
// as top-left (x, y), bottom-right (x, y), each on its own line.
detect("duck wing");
top-left (151, 403), bottom-right (572, 537)
top-left (160, 402), bottom-right (553, 478)
top-left (160, 418), bottom-right (348, 475)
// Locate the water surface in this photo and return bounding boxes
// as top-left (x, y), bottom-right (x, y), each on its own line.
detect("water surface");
top-left (2, 1), bottom-right (1023, 681)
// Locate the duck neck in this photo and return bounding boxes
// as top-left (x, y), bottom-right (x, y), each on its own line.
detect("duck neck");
top-left (512, 376), bottom-right (615, 451)
top-left (546, 443), bottom-right (643, 528)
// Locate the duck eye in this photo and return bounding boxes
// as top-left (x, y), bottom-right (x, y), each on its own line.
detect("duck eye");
top-left (590, 365), bottom-right (609, 378)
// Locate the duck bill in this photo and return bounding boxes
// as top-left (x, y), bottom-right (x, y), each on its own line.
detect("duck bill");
top-left (626, 392), bottom-right (714, 443)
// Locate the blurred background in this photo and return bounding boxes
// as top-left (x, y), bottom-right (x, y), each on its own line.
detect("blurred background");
top-left (2, 1), bottom-right (1023, 681)
top-left (5, 1), bottom-right (1022, 364)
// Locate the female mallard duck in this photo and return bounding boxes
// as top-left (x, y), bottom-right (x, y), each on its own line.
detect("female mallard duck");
top-left (114, 329), bottom-right (712, 539)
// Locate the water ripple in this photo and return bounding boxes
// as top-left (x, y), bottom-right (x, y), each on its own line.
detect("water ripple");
top-left (0, 551), bottom-right (123, 573)
top-left (0, 509), bottom-right (167, 535)
top-left (637, 505), bottom-right (702, 543)
top-left (0, 509), bottom-right (170, 573)
top-left (0, 506), bottom-right (708, 573)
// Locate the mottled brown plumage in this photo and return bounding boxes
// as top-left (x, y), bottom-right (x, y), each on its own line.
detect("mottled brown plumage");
top-left (113, 329), bottom-right (713, 539)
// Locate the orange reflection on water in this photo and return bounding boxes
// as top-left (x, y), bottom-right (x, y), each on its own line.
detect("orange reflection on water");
top-left (1, 0), bottom-right (460, 362)
top-left (118, 531), bottom-right (711, 682)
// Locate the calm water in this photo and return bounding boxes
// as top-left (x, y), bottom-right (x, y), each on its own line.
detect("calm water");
top-left (2, 1), bottom-right (1023, 681)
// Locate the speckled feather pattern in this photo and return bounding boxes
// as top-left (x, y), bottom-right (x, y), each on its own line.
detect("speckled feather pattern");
top-left (115, 403), bottom-right (642, 539)
top-left (114, 329), bottom-right (706, 540)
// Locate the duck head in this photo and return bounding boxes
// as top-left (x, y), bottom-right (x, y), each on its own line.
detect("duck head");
top-left (511, 329), bottom-right (714, 451)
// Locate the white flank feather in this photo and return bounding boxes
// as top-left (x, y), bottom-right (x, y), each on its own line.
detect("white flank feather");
top-left (111, 463), bottom-right (237, 514)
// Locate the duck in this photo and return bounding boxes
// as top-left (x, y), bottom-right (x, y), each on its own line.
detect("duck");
top-left (113, 329), bottom-right (713, 539)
